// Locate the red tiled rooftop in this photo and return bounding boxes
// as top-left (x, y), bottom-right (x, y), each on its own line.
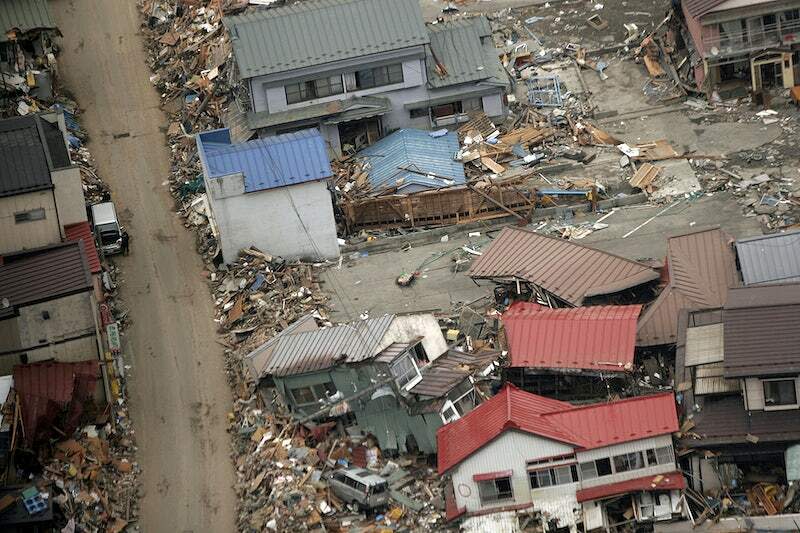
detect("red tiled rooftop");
top-left (65, 221), bottom-right (101, 273)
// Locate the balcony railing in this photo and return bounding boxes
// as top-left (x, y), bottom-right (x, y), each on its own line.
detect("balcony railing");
top-left (701, 18), bottom-right (800, 58)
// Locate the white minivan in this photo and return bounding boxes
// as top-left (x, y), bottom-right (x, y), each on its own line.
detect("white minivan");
top-left (90, 202), bottom-right (123, 255)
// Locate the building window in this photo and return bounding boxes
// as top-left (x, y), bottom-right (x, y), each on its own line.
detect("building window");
top-left (410, 107), bottom-right (429, 119)
top-left (763, 379), bottom-right (798, 407)
top-left (390, 352), bottom-right (422, 391)
top-left (285, 75), bottom-right (344, 104)
top-left (355, 63), bottom-right (403, 89)
top-left (440, 379), bottom-right (476, 423)
top-left (529, 465), bottom-right (578, 489)
top-left (430, 98), bottom-right (484, 120)
top-left (579, 457), bottom-right (612, 480)
top-left (477, 477), bottom-right (513, 504)
top-left (289, 382), bottom-right (337, 406)
top-left (14, 208), bottom-right (46, 223)
top-left (613, 451), bottom-right (646, 473)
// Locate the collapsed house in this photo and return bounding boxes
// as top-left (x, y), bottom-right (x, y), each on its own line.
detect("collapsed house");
top-left (636, 227), bottom-right (740, 348)
top-left (196, 127), bottom-right (339, 263)
top-left (223, 0), bottom-right (508, 153)
top-left (678, 283), bottom-right (800, 511)
top-left (468, 226), bottom-right (660, 307)
top-left (680, 0), bottom-right (800, 96)
top-left (501, 302), bottom-right (642, 400)
top-left (438, 384), bottom-right (684, 530)
top-left (244, 312), bottom-right (497, 455)
top-left (0, 0), bottom-right (60, 101)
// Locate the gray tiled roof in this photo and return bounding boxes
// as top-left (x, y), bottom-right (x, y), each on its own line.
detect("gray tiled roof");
top-left (426, 17), bottom-right (507, 89)
top-left (0, 0), bottom-right (56, 42)
top-left (225, 0), bottom-right (429, 79)
top-left (735, 230), bottom-right (800, 286)
top-left (265, 314), bottom-right (395, 377)
top-left (0, 115), bottom-right (70, 198)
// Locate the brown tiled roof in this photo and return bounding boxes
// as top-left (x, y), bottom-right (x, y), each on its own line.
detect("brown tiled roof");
top-left (685, 395), bottom-right (800, 447)
top-left (0, 241), bottom-right (92, 311)
top-left (723, 284), bottom-right (800, 378)
top-left (468, 227), bottom-right (659, 306)
top-left (637, 227), bottom-right (739, 346)
top-left (411, 349), bottom-right (499, 398)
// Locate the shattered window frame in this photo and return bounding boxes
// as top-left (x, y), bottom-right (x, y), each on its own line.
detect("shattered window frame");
top-left (477, 476), bottom-right (513, 504)
top-left (612, 451), bottom-right (646, 473)
top-left (14, 208), bottom-right (46, 223)
top-left (390, 352), bottom-right (422, 391)
top-left (289, 382), bottom-right (337, 407)
top-left (440, 378), bottom-right (476, 423)
top-left (763, 378), bottom-right (798, 408)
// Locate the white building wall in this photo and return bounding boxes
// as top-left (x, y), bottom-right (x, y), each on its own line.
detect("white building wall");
top-left (577, 435), bottom-right (676, 489)
top-left (0, 189), bottom-right (61, 253)
top-left (450, 430), bottom-right (575, 513)
top-left (481, 92), bottom-right (504, 117)
top-left (206, 175), bottom-right (339, 263)
top-left (379, 314), bottom-right (447, 362)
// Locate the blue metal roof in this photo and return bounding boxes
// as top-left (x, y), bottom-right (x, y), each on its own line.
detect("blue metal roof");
top-left (196, 128), bottom-right (332, 193)
top-left (359, 129), bottom-right (465, 194)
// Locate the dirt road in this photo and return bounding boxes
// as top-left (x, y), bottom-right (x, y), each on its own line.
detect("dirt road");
top-left (51, 0), bottom-right (236, 530)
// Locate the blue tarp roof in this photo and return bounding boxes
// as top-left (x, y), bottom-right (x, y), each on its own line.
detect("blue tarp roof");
top-left (359, 129), bottom-right (466, 194)
top-left (196, 128), bottom-right (332, 193)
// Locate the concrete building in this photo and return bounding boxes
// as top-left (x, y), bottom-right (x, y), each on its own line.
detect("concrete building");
top-left (681, 0), bottom-right (800, 95)
top-left (224, 0), bottom-right (509, 155)
top-left (0, 113), bottom-right (86, 255)
top-left (0, 241), bottom-right (103, 376)
top-left (196, 127), bottom-right (339, 264)
top-left (438, 385), bottom-right (684, 531)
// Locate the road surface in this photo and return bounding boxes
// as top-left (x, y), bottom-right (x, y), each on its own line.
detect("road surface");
top-left (51, 0), bottom-right (236, 530)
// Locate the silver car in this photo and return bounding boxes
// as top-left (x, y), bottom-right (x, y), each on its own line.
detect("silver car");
top-left (328, 467), bottom-right (389, 510)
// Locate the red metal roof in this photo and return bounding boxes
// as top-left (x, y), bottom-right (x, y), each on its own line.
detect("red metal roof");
top-left (65, 221), bottom-right (101, 273)
top-left (437, 385), bottom-right (678, 474)
top-left (468, 227), bottom-right (659, 306)
top-left (637, 228), bottom-right (739, 346)
top-left (502, 302), bottom-right (641, 371)
top-left (576, 471), bottom-right (686, 502)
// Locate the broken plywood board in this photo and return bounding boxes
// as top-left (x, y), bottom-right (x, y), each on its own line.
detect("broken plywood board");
top-left (630, 163), bottom-right (662, 190)
top-left (481, 157), bottom-right (506, 174)
top-left (634, 139), bottom-right (680, 161)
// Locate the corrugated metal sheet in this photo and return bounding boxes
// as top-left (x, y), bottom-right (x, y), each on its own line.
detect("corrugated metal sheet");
top-left (736, 230), bottom-right (800, 286)
top-left (502, 302), bottom-right (641, 372)
top-left (723, 284), bottom-right (800, 378)
top-left (0, 0), bottom-right (55, 42)
top-left (687, 395), bottom-right (800, 447)
top-left (373, 341), bottom-right (414, 364)
top-left (426, 16), bottom-right (506, 89)
top-left (0, 241), bottom-right (92, 310)
top-left (64, 221), bottom-right (101, 274)
top-left (468, 227), bottom-right (659, 306)
top-left (682, 0), bottom-right (734, 18)
top-left (265, 314), bottom-right (395, 377)
top-left (437, 384), bottom-right (678, 473)
top-left (575, 471), bottom-right (685, 503)
top-left (637, 227), bottom-right (739, 346)
top-left (224, 0), bottom-right (429, 79)
top-left (197, 127), bottom-right (332, 193)
top-left (694, 363), bottom-right (740, 395)
top-left (244, 314), bottom-right (319, 379)
top-left (684, 323), bottom-right (724, 367)
top-left (359, 128), bottom-right (466, 193)
top-left (411, 349), bottom-right (498, 397)
top-left (248, 96), bottom-right (391, 130)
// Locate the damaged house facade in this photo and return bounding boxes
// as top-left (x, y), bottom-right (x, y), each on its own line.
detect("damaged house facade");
top-left (196, 127), bottom-right (339, 263)
top-left (678, 283), bottom-right (800, 497)
top-left (0, 0), bottom-right (59, 100)
top-left (245, 312), bottom-right (497, 455)
top-left (224, 0), bottom-right (508, 154)
top-left (438, 385), bottom-right (684, 530)
top-left (681, 0), bottom-right (800, 95)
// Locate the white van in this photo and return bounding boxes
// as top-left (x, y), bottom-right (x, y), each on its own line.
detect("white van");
top-left (90, 202), bottom-right (123, 255)
top-left (327, 467), bottom-right (389, 510)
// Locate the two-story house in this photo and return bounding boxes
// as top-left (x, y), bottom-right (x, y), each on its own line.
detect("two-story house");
top-left (438, 385), bottom-right (683, 531)
top-left (681, 0), bottom-right (800, 95)
top-left (0, 113), bottom-right (87, 255)
top-left (1, 0), bottom-right (60, 99)
top-left (677, 283), bottom-right (800, 495)
top-left (224, 0), bottom-right (509, 155)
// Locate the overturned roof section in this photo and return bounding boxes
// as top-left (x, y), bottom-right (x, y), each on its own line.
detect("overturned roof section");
top-left (735, 230), bottom-right (800, 286)
top-left (411, 349), bottom-right (498, 398)
top-left (0, 0), bottom-right (57, 42)
top-left (437, 384), bottom-right (678, 473)
top-left (359, 129), bottom-right (465, 194)
top-left (264, 314), bottom-right (396, 377)
top-left (502, 302), bottom-right (641, 372)
top-left (426, 16), bottom-right (507, 89)
top-left (0, 241), bottom-right (92, 312)
top-left (225, 0), bottom-right (429, 79)
top-left (723, 284), bottom-right (800, 378)
top-left (0, 114), bottom-right (70, 197)
top-left (244, 314), bottom-right (320, 380)
top-left (468, 227), bottom-right (659, 306)
top-left (637, 228), bottom-right (738, 347)
top-left (196, 127), bottom-right (332, 193)
top-left (576, 472), bottom-right (686, 503)
top-left (247, 95), bottom-right (391, 131)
